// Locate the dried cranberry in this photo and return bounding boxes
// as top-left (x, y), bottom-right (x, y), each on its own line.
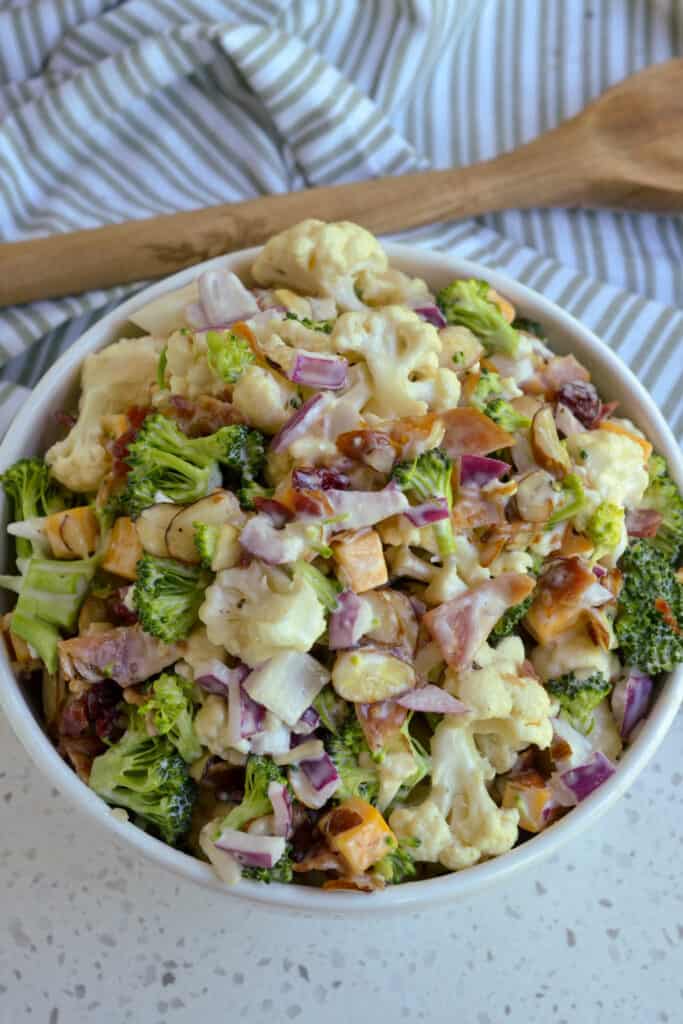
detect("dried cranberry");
top-left (86, 681), bottom-right (122, 739)
top-left (556, 381), bottom-right (601, 428)
top-left (290, 809), bottom-right (322, 863)
top-left (107, 588), bottom-right (138, 625)
top-left (60, 698), bottom-right (89, 737)
top-left (292, 466), bottom-right (350, 491)
top-left (252, 498), bottom-right (293, 527)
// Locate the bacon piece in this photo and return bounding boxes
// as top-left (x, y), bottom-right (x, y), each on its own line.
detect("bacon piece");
top-left (439, 408), bottom-right (515, 457)
top-left (355, 700), bottom-right (408, 753)
top-left (161, 394), bottom-right (243, 437)
top-left (524, 557), bottom-right (599, 644)
top-left (292, 843), bottom-right (346, 874)
top-left (59, 697), bottom-right (89, 738)
top-left (423, 573), bottom-right (536, 668)
top-left (336, 429), bottom-right (398, 473)
top-left (626, 508), bottom-right (662, 538)
top-left (523, 355), bottom-right (590, 399)
top-left (451, 484), bottom-right (506, 529)
top-left (58, 626), bottom-right (181, 687)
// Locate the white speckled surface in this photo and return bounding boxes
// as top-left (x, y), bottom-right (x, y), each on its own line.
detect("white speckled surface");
top-left (1, 711), bottom-right (681, 1023)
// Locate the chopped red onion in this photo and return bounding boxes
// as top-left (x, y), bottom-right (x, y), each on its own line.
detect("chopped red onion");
top-left (292, 466), bottom-right (350, 491)
top-left (214, 828), bottom-right (286, 869)
top-left (253, 498), bottom-right (292, 527)
top-left (289, 765), bottom-right (339, 809)
top-left (626, 508), bottom-right (662, 538)
top-left (415, 305), bottom-right (447, 328)
top-left (611, 669), bottom-right (653, 740)
top-left (239, 514), bottom-right (306, 565)
top-left (459, 454), bottom-right (509, 487)
top-left (404, 497), bottom-right (450, 527)
top-left (240, 686), bottom-right (266, 738)
top-left (196, 662), bottom-right (248, 698)
top-left (185, 269), bottom-right (259, 329)
top-left (289, 351), bottom-right (348, 390)
top-left (300, 751), bottom-right (339, 791)
top-left (292, 706), bottom-right (320, 735)
top-left (558, 751), bottom-right (615, 804)
top-left (270, 393), bottom-right (326, 453)
top-left (394, 684), bottom-right (468, 714)
top-left (592, 564), bottom-right (607, 578)
top-left (328, 590), bottom-right (365, 650)
top-left (267, 781), bottom-right (292, 838)
top-left (326, 483), bottom-right (409, 531)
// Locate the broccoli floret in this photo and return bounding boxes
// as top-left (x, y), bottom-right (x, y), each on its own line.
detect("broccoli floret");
top-left (243, 846), bottom-right (294, 884)
top-left (193, 522), bottom-right (220, 568)
top-left (512, 316), bottom-right (545, 339)
top-left (133, 555), bottom-right (209, 643)
top-left (546, 671), bottom-right (611, 734)
top-left (217, 755), bottom-right (287, 833)
top-left (638, 454), bottom-right (683, 564)
top-left (136, 673), bottom-right (201, 763)
top-left (115, 415), bottom-right (265, 515)
top-left (436, 279), bottom-right (520, 356)
top-left (206, 329), bottom-right (255, 384)
top-left (89, 727), bottom-right (196, 845)
top-left (237, 479), bottom-right (273, 511)
top-left (547, 473), bottom-right (586, 526)
top-left (615, 540), bottom-right (683, 674)
top-left (373, 837), bottom-right (419, 884)
top-left (293, 561), bottom-right (341, 612)
top-left (392, 448), bottom-right (456, 558)
top-left (284, 311), bottom-right (334, 334)
top-left (469, 372), bottom-right (531, 432)
top-left (0, 556), bottom-right (96, 672)
top-left (393, 717), bottom-right (430, 802)
top-left (327, 715), bottom-right (379, 803)
top-left (1, 457), bottom-right (71, 560)
top-left (484, 398), bottom-right (531, 433)
top-left (585, 501), bottom-right (624, 557)
top-left (490, 592), bottom-right (534, 641)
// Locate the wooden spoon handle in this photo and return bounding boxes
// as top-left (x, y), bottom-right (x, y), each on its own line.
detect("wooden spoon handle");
top-left (0, 118), bottom-right (681, 308)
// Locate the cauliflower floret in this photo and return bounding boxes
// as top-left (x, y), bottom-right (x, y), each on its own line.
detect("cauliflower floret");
top-left (232, 364), bottom-right (300, 433)
top-left (389, 799), bottom-right (453, 861)
top-left (251, 219), bottom-right (387, 310)
top-left (446, 638), bottom-right (555, 765)
top-left (194, 693), bottom-right (249, 758)
top-left (438, 324), bottom-right (484, 370)
top-left (251, 315), bottom-right (335, 375)
top-left (357, 266), bottom-right (431, 307)
top-left (531, 622), bottom-right (619, 683)
top-left (46, 336), bottom-right (164, 492)
top-left (423, 555), bottom-right (468, 606)
top-left (199, 561), bottom-right (326, 666)
top-left (430, 717), bottom-right (519, 869)
top-left (177, 626), bottom-right (227, 680)
top-left (376, 732), bottom-right (423, 812)
top-left (567, 428), bottom-right (648, 512)
top-left (164, 329), bottom-right (225, 400)
top-left (332, 307), bottom-right (461, 418)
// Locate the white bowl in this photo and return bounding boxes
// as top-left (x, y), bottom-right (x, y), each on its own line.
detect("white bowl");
top-left (1, 244), bottom-right (681, 914)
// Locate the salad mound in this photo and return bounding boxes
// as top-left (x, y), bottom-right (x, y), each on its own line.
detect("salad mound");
top-left (2, 219), bottom-right (682, 892)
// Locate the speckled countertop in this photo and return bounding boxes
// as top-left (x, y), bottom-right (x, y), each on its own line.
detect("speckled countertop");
top-left (1, 710), bottom-right (681, 1024)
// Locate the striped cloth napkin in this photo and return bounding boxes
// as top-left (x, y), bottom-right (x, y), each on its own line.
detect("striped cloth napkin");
top-left (1, 0), bottom-right (682, 441)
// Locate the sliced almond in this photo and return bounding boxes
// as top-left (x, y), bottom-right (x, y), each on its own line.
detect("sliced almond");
top-left (60, 508), bottom-right (100, 559)
top-left (166, 490), bottom-right (243, 563)
top-left (515, 469), bottom-right (557, 523)
top-left (531, 405), bottom-right (571, 477)
top-left (135, 503), bottom-right (180, 558)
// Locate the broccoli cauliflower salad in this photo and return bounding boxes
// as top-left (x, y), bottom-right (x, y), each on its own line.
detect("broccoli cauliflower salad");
top-left (2, 219), bottom-right (682, 892)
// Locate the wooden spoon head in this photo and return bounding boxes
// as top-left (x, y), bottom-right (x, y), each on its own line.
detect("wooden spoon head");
top-left (582, 59), bottom-right (683, 199)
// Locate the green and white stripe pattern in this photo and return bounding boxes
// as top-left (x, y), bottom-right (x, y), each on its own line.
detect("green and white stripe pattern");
top-left (0, 0), bottom-right (682, 439)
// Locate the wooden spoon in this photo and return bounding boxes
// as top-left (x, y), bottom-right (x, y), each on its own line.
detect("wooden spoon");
top-left (3, 58), bottom-right (683, 308)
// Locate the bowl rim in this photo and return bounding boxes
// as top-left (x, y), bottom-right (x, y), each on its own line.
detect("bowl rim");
top-left (1, 242), bottom-right (681, 914)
